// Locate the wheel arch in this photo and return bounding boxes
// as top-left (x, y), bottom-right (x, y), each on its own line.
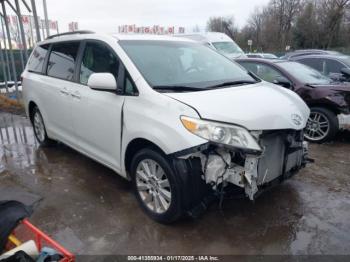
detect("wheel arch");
top-left (124, 138), bottom-right (167, 175)
top-left (308, 103), bottom-right (341, 115)
top-left (28, 101), bottom-right (38, 122)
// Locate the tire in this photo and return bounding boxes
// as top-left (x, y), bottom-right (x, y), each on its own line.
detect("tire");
top-left (304, 107), bottom-right (339, 143)
top-left (31, 107), bottom-right (56, 147)
top-left (130, 148), bottom-right (183, 224)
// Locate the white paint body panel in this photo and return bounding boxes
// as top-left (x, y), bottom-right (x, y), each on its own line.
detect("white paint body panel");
top-left (166, 82), bottom-right (310, 130)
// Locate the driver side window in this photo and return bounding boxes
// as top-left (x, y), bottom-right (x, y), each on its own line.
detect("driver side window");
top-left (80, 41), bottom-right (120, 85)
top-left (255, 63), bottom-right (282, 83)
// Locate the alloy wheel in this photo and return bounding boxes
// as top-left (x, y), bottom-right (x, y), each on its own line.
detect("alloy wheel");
top-left (304, 111), bottom-right (330, 141)
top-left (33, 111), bottom-right (46, 142)
top-left (135, 159), bottom-right (172, 214)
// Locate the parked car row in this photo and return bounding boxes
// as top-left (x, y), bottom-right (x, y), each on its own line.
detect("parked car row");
top-left (236, 58), bottom-right (350, 142)
top-left (174, 33), bottom-right (350, 143)
top-left (23, 31), bottom-right (310, 223)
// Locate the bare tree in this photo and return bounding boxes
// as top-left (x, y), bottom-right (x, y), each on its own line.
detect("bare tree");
top-left (207, 0), bottom-right (350, 52)
top-left (247, 7), bottom-right (263, 49)
top-left (294, 1), bottom-right (318, 48)
top-left (206, 16), bottom-right (238, 40)
top-left (318, 0), bottom-right (350, 48)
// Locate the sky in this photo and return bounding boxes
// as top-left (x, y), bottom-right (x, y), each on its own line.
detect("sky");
top-left (28, 0), bottom-right (271, 34)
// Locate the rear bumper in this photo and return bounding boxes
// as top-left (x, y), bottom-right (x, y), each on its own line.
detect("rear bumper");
top-left (338, 114), bottom-right (350, 130)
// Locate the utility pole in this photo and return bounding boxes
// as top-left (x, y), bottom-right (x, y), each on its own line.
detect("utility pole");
top-left (42, 0), bottom-right (49, 37)
top-left (0, 41), bottom-right (9, 94)
top-left (1, 1), bottom-right (19, 100)
top-left (15, 0), bottom-right (29, 62)
top-left (0, 15), bottom-right (12, 82)
top-left (30, 0), bottom-right (41, 42)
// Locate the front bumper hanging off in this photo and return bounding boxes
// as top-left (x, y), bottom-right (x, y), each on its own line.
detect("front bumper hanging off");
top-left (176, 130), bottom-right (310, 201)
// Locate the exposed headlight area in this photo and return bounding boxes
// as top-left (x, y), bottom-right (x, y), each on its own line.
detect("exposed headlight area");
top-left (180, 116), bottom-right (262, 153)
top-left (176, 126), bottom-right (309, 201)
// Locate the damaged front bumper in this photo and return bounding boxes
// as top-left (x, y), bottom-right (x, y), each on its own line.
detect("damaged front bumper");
top-left (175, 130), bottom-right (309, 201)
top-left (338, 113), bottom-right (350, 130)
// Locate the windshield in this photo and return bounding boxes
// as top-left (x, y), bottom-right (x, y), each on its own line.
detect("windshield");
top-left (278, 61), bottom-right (331, 85)
top-left (120, 40), bottom-right (256, 90)
top-left (339, 56), bottom-right (350, 67)
top-left (212, 41), bottom-right (244, 55)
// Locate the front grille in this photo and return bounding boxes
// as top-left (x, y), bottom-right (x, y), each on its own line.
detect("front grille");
top-left (257, 130), bottom-right (303, 185)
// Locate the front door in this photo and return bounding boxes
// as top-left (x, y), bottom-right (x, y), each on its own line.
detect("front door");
top-left (70, 41), bottom-right (125, 172)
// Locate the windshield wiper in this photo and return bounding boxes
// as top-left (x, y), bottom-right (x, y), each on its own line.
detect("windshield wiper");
top-left (206, 80), bottom-right (258, 89)
top-left (153, 85), bottom-right (203, 92)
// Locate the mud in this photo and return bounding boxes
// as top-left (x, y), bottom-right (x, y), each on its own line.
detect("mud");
top-left (1, 112), bottom-right (350, 255)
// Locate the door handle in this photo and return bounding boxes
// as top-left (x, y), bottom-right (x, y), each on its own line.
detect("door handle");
top-left (71, 91), bottom-right (81, 99)
top-left (60, 88), bottom-right (70, 95)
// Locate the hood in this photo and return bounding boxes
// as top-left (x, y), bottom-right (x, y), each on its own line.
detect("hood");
top-left (310, 83), bottom-right (350, 93)
top-left (165, 82), bottom-right (310, 131)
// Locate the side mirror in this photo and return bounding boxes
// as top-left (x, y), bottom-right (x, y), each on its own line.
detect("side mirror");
top-left (88, 73), bottom-right (117, 91)
top-left (273, 76), bottom-right (292, 88)
top-left (341, 68), bottom-right (350, 77)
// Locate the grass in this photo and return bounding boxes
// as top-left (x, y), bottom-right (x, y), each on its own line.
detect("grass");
top-left (0, 95), bottom-right (25, 115)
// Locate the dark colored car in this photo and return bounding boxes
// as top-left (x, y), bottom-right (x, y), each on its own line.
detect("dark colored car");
top-left (281, 49), bottom-right (342, 60)
top-left (236, 58), bottom-right (350, 142)
top-left (290, 54), bottom-right (350, 82)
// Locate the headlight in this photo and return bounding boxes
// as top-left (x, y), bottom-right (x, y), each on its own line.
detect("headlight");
top-left (180, 116), bottom-right (261, 152)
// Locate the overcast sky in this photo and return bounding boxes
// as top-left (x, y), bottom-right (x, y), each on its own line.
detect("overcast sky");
top-left (28, 0), bottom-right (270, 33)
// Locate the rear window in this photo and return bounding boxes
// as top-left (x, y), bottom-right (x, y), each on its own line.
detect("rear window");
top-left (47, 42), bottom-right (80, 81)
top-left (27, 44), bottom-right (49, 73)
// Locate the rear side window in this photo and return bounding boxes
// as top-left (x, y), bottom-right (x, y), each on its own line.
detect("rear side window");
top-left (80, 41), bottom-right (119, 85)
top-left (324, 59), bottom-right (344, 75)
top-left (27, 44), bottom-right (49, 73)
top-left (47, 42), bottom-right (80, 81)
top-left (298, 58), bottom-right (323, 72)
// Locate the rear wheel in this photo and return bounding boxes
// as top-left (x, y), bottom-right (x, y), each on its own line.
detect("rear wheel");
top-left (304, 107), bottom-right (338, 143)
top-left (130, 148), bottom-right (183, 223)
top-left (31, 107), bottom-right (55, 146)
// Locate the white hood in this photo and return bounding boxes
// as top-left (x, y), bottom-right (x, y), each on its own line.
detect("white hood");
top-left (165, 82), bottom-right (310, 131)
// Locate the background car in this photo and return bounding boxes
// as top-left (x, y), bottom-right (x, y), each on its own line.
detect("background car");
top-left (246, 53), bottom-right (278, 59)
top-left (290, 54), bottom-right (350, 82)
top-left (236, 58), bottom-right (350, 143)
top-left (177, 32), bottom-right (247, 59)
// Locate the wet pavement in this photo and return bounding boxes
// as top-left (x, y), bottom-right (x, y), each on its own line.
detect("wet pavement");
top-left (1, 112), bottom-right (350, 255)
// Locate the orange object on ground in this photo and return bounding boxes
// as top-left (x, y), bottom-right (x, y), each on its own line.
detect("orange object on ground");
top-left (9, 219), bottom-right (74, 262)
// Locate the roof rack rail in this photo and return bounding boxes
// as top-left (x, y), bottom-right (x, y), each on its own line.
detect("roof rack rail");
top-left (46, 30), bottom-right (95, 40)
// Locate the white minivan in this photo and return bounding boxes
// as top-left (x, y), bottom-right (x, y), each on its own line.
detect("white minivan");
top-left (22, 31), bottom-right (310, 223)
top-left (178, 32), bottom-right (247, 59)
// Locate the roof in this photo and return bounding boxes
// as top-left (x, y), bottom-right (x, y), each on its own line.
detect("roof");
top-left (236, 57), bottom-right (289, 64)
top-left (113, 34), bottom-right (193, 42)
top-left (292, 54), bottom-right (349, 60)
top-left (176, 32), bottom-right (233, 43)
top-left (38, 31), bottom-right (194, 45)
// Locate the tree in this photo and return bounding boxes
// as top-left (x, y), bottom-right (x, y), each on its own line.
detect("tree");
top-left (293, 1), bottom-right (318, 48)
top-left (317, 0), bottom-right (350, 48)
top-left (247, 8), bottom-right (264, 49)
top-left (206, 16), bottom-right (238, 40)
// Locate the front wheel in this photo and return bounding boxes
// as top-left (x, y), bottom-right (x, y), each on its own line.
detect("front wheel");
top-left (130, 148), bottom-right (183, 224)
top-left (304, 107), bottom-right (339, 143)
